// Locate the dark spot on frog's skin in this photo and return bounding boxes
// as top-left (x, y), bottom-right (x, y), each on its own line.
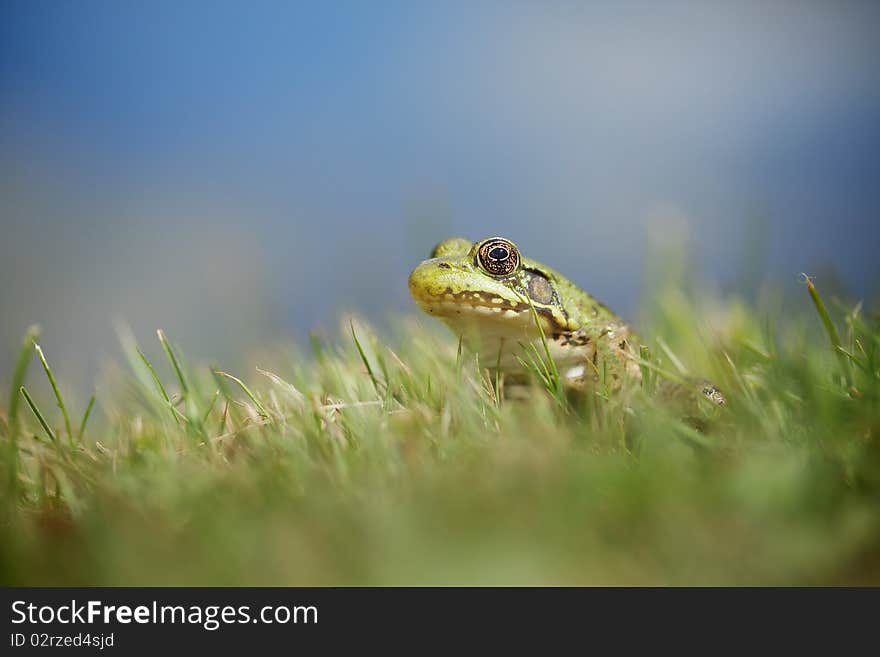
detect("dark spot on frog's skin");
top-left (559, 330), bottom-right (590, 347)
top-left (438, 263), bottom-right (451, 269)
top-left (619, 340), bottom-right (627, 350)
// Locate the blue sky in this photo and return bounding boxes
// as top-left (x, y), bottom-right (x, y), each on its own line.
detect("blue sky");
top-left (2, 1), bottom-right (879, 380)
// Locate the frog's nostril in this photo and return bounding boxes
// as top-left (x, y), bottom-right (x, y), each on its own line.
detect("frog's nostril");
top-left (437, 263), bottom-right (451, 269)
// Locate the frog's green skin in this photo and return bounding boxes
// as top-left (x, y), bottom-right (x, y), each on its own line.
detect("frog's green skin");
top-left (409, 236), bottom-right (725, 405)
top-left (408, 236), bottom-right (642, 385)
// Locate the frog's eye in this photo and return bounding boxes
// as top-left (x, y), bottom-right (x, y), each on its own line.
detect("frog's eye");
top-left (477, 238), bottom-right (520, 276)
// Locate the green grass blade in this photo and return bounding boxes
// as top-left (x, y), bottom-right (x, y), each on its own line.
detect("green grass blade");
top-left (7, 325), bottom-right (41, 435)
top-left (20, 386), bottom-right (58, 444)
top-left (214, 371), bottom-right (270, 419)
top-left (136, 346), bottom-right (182, 422)
top-left (256, 367), bottom-right (305, 404)
top-left (517, 340), bottom-right (552, 387)
top-left (493, 341), bottom-right (504, 405)
top-left (216, 399), bottom-right (230, 435)
top-left (157, 330), bottom-right (206, 436)
top-left (201, 389), bottom-right (221, 424)
top-left (350, 320), bottom-right (382, 396)
top-left (34, 343), bottom-right (74, 445)
top-left (803, 274), bottom-right (852, 388)
top-left (137, 347), bottom-right (171, 404)
top-left (5, 325), bottom-right (41, 503)
top-left (656, 336), bottom-right (688, 375)
top-left (157, 329), bottom-right (190, 395)
top-left (523, 295), bottom-right (565, 404)
top-left (525, 297), bottom-right (560, 385)
top-left (77, 393), bottom-right (96, 442)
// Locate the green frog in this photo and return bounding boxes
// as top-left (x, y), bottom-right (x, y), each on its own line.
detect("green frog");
top-left (409, 236), bottom-right (724, 405)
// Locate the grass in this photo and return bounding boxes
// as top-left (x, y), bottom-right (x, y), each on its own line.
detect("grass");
top-left (1, 279), bottom-right (879, 586)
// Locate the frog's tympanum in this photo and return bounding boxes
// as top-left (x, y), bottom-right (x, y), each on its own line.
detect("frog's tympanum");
top-left (409, 236), bottom-right (724, 405)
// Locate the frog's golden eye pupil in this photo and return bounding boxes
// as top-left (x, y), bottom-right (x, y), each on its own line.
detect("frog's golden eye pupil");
top-left (477, 239), bottom-right (519, 276)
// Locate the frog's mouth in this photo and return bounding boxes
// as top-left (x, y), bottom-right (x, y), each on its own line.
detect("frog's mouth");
top-left (410, 284), bottom-right (590, 376)
top-left (408, 260), bottom-right (530, 321)
top-left (410, 288), bottom-right (530, 320)
top-left (408, 266), bottom-right (557, 348)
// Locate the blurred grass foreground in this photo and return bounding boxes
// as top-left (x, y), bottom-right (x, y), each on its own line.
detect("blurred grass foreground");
top-left (1, 276), bottom-right (879, 586)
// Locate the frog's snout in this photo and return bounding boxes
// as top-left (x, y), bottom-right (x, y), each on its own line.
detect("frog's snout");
top-left (408, 260), bottom-right (436, 298)
top-left (408, 259), bottom-right (456, 308)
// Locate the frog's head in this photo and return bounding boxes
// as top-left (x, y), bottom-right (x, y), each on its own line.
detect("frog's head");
top-left (408, 236), bottom-right (568, 337)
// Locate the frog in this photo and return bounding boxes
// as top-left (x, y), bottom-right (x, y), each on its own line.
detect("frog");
top-left (408, 236), bottom-right (725, 405)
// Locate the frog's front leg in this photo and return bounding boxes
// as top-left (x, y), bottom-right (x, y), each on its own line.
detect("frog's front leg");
top-left (599, 321), bottom-right (643, 382)
top-left (555, 322), bottom-right (642, 388)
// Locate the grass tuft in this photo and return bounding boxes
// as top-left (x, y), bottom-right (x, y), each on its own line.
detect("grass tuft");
top-left (2, 286), bottom-right (879, 586)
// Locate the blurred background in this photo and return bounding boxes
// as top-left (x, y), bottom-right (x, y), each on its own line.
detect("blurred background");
top-left (2, 0), bottom-right (879, 388)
